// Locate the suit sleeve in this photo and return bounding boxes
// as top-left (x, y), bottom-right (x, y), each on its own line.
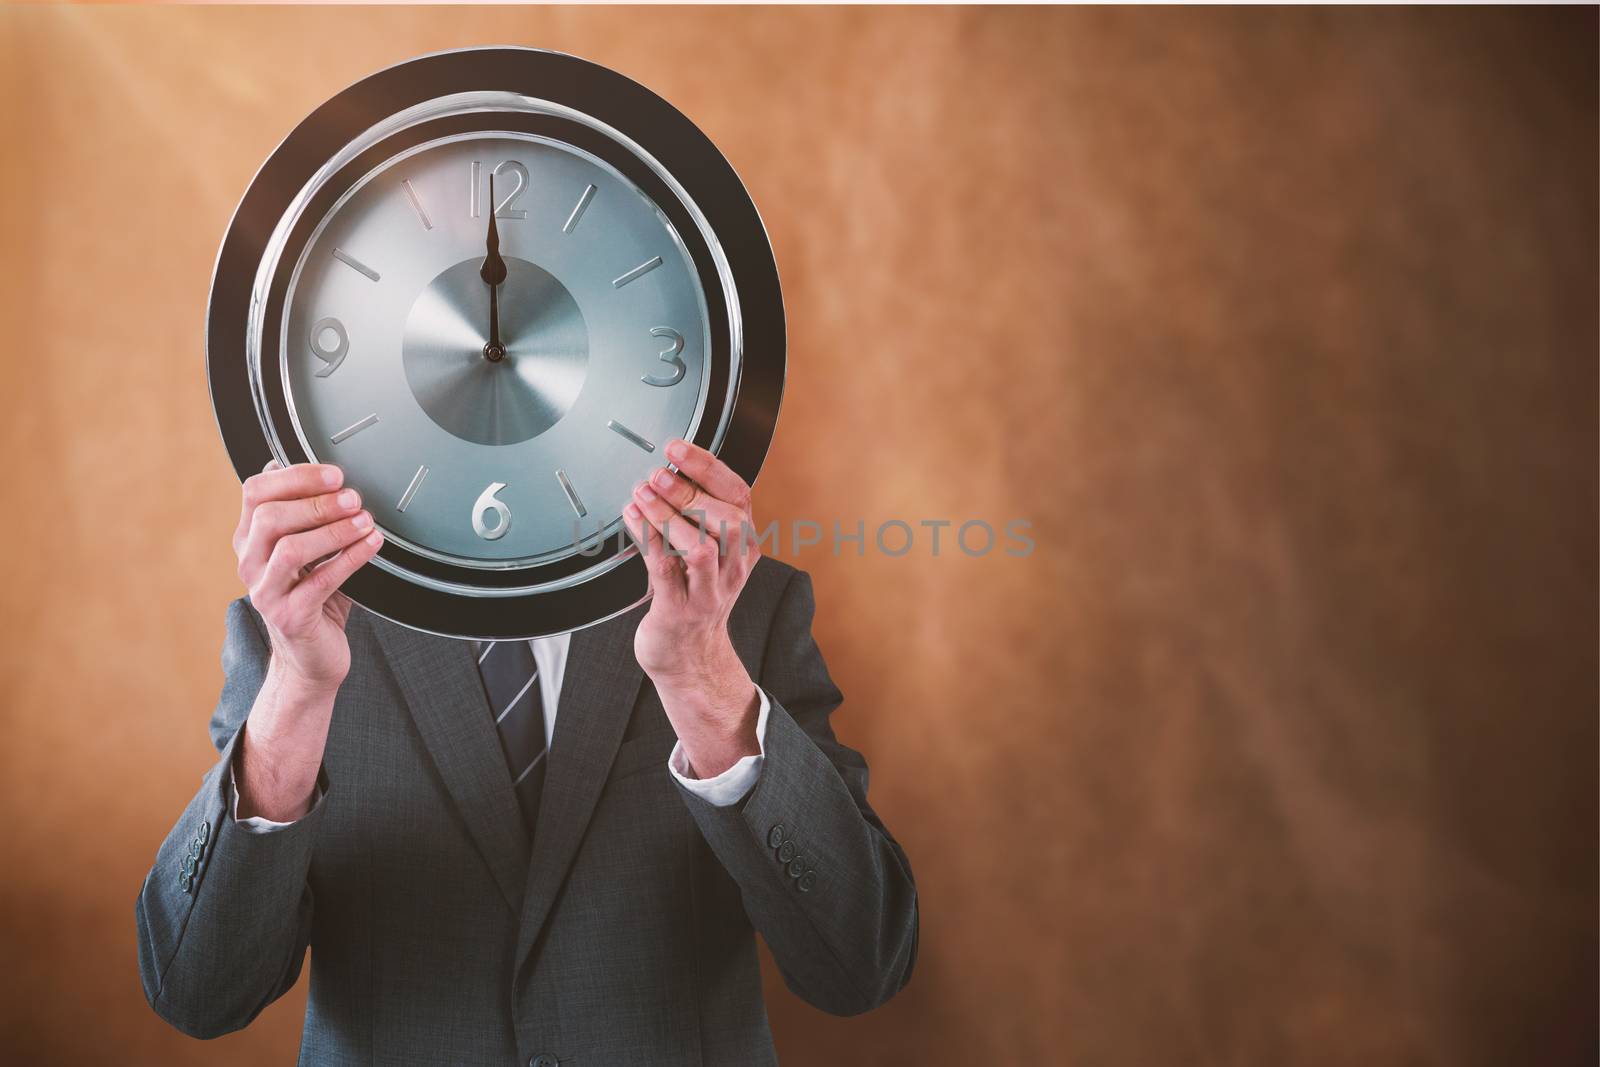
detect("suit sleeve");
top-left (134, 596), bottom-right (327, 1038)
top-left (672, 570), bottom-right (920, 1016)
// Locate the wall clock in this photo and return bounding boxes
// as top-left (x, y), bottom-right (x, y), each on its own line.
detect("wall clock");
top-left (207, 47), bottom-right (785, 640)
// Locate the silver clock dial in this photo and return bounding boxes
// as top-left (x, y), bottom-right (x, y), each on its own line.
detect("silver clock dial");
top-left (282, 133), bottom-right (711, 567)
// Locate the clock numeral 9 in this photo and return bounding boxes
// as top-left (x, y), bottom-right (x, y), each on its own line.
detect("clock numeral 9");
top-left (642, 327), bottom-right (686, 387)
top-left (309, 317), bottom-right (349, 377)
top-left (472, 481), bottom-right (512, 541)
top-left (470, 160), bottom-right (529, 220)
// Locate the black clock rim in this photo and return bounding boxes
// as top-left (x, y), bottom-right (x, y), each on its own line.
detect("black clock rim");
top-left (205, 47), bottom-right (787, 640)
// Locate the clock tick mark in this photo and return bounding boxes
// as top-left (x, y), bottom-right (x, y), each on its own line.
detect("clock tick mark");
top-left (612, 256), bottom-right (664, 289)
top-left (402, 180), bottom-right (433, 231)
top-left (396, 465), bottom-right (429, 512)
top-left (563, 184), bottom-right (598, 234)
top-left (332, 248), bottom-right (381, 282)
top-left (607, 420), bottom-right (656, 453)
top-left (331, 413), bottom-right (379, 444)
top-left (555, 468), bottom-right (588, 517)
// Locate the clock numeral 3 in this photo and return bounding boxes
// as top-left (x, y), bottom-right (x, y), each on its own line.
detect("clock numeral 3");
top-left (642, 327), bottom-right (686, 387)
top-left (472, 481), bottom-right (512, 541)
top-left (309, 318), bottom-right (349, 377)
top-left (471, 160), bottom-right (529, 220)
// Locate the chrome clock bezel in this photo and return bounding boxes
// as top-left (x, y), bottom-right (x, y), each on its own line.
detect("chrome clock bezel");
top-left (261, 120), bottom-right (727, 583)
top-left (207, 48), bottom-right (786, 640)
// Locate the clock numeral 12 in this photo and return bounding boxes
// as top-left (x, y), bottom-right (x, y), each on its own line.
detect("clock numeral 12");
top-left (470, 160), bottom-right (529, 220)
top-left (642, 327), bottom-right (686, 387)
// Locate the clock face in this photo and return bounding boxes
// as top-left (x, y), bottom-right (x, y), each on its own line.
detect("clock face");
top-left (211, 49), bottom-right (784, 638)
top-left (282, 132), bottom-right (712, 568)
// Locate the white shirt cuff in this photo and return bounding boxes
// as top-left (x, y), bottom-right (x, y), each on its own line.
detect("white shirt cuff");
top-left (228, 767), bottom-right (323, 833)
top-left (667, 686), bottom-right (770, 807)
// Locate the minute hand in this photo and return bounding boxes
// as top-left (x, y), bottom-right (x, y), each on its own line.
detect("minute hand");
top-left (479, 172), bottom-right (508, 357)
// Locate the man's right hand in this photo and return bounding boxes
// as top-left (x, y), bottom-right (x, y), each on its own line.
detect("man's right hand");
top-left (230, 460), bottom-right (382, 822)
top-left (233, 460), bottom-right (384, 694)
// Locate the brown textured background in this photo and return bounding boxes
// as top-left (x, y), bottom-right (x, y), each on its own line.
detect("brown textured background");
top-left (0, 5), bottom-right (1594, 1065)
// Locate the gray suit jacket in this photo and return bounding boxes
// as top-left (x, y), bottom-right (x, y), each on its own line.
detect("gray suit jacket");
top-left (136, 558), bottom-right (917, 1065)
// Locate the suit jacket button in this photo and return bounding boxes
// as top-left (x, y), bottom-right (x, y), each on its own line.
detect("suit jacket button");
top-left (777, 840), bottom-right (797, 863)
top-left (190, 839), bottom-right (203, 858)
top-left (531, 1055), bottom-right (559, 1067)
top-left (199, 820), bottom-right (211, 843)
top-left (787, 857), bottom-right (806, 878)
top-left (797, 871), bottom-right (816, 893)
top-left (767, 825), bottom-right (785, 848)
top-left (178, 872), bottom-right (192, 894)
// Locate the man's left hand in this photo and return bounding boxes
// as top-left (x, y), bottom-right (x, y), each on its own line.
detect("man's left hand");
top-left (622, 438), bottom-right (763, 779)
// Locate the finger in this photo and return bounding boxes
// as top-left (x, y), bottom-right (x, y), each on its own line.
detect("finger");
top-left (716, 517), bottom-right (761, 590)
top-left (239, 489), bottom-right (364, 585)
top-left (631, 479), bottom-right (717, 557)
top-left (258, 512), bottom-right (374, 600)
top-left (663, 440), bottom-right (751, 514)
top-left (681, 538), bottom-right (721, 604)
top-left (623, 501), bottom-right (686, 608)
top-left (236, 463), bottom-right (342, 552)
top-left (639, 469), bottom-right (760, 576)
top-left (236, 459), bottom-right (281, 553)
top-left (624, 502), bottom-right (687, 607)
top-left (287, 529), bottom-right (383, 617)
top-left (643, 467), bottom-right (748, 541)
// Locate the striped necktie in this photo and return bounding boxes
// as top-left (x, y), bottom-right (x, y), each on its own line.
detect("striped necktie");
top-left (475, 640), bottom-right (547, 835)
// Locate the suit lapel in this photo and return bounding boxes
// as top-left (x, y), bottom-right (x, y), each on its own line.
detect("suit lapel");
top-left (366, 610), bottom-right (532, 915)
top-left (515, 603), bottom-right (647, 975)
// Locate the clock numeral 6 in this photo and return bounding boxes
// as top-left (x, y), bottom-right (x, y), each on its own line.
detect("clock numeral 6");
top-left (642, 327), bottom-right (686, 387)
top-left (470, 160), bottom-right (529, 220)
top-left (309, 317), bottom-right (349, 377)
top-left (472, 481), bottom-right (512, 541)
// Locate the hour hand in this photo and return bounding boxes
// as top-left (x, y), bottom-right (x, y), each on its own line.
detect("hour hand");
top-left (480, 173), bottom-right (507, 358)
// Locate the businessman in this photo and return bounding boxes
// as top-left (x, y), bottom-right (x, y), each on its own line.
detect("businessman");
top-left (136, 440), bottom-right (918, 1065)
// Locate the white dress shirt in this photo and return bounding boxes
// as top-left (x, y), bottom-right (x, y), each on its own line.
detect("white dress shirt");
top-left (231, 635), bottom-right (770, 830)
